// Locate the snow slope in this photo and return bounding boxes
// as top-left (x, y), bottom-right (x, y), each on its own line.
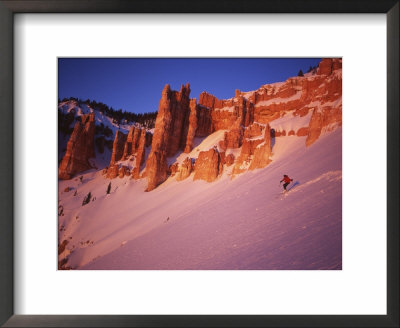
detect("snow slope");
top-left (58, 127), bottom-right (342, 270)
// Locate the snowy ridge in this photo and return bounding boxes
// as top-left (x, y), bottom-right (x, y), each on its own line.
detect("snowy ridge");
top-left (59, 100), bottom-right (131, 135)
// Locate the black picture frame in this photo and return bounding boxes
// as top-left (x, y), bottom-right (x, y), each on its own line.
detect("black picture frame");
top-left (0, 1), bottom-right (398, 327)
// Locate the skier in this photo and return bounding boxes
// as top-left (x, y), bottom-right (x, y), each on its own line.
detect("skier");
top-left (280, 174), bottom-right (293, 191)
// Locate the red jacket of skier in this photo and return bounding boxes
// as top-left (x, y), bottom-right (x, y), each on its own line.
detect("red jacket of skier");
top-left (281, 175), bottom-right (292, 183)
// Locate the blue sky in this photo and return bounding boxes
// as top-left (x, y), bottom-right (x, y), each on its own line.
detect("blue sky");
top-left (58, 58), bottom-right (321, 114)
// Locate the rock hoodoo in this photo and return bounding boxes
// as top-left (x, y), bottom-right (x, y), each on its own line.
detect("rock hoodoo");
top-left (131, 129), bottom-right (147, 179)
top-left (193, 148), bottom-right (222, 182)
top-left (109, 130), bottom-right (127, 166)
top-left (58, 113), bottom-right (96, 180)
top-left (145, 83), bottom-right (192, 191)
top-left (176, 157), bottom-right (193, 181)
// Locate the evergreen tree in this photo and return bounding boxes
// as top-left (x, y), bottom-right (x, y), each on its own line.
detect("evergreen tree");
top-left (298, 69), bottom-right (304, 77)
top-left (107, 182), bottom-right (111, 194)
top-left (82, 192), bottom-right (92, 206)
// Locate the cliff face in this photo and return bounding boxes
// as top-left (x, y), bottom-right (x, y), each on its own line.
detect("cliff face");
top-left (58, 113), bottom-right (96, 180)
top-left (198, 90), bottom-right (255, 132)
top-left (103, 58), bottom-right (341, 191)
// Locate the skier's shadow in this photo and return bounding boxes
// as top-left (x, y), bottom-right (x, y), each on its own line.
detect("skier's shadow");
top-left (287, 181), bottom-right (300, 191)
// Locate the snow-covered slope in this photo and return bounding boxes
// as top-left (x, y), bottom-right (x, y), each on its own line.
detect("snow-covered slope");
top-left (58, 127), bottom-right (341, 270)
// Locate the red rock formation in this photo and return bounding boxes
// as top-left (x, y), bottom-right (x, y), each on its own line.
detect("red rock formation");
top-left (232, 138), bottom-right (264, 175)
top-left (169, 163), bottom-right (179, 177)
top-left (275, 130), bottom-right (286, 137)
top-left (244, 122), bottom-right (264, 139)
top-left (193, 148), bottom-right (222, 182)
top-left (123, 126), bottom-right (141, 159)
top-left (211, 108), bottom-right (238, 131)
top-left (146, 84), bottom-right (192, 191)
top-left (297, 127), bottom-right (309, 136)
top-left (306, 104), bottom-right (342, 147)
top-left (198, 91), bottom-right (253, 131)
top-left (249, 125), bottom-right (272, 170)
top-left (118, 166), bottom-right (128, 178)
top-left (132, 129), bottom-right (147, 179)
top-left (106, 164), bottom-right (119, 179)
top-left (195, 106), bottom-right (213, 137)
top-left (232, 123), bottom-right (272, 174)
top-left (176, 157), bottom-right (193, 181)
top-left (251, 58), bottom-right (342, 127)
top-left (317, 58), bottom-right (334, 75)
top-left (139, 58), bottom-right (341, 187)
top-left (58, 113), bottom-right (95, 180)
top-left (145, 151), bottom-right (169, 191)
top-left (110, 130), bottom-right (127, 166)
top-left (225, 153), bottom-right (235, 166)
top-left (219, 126), bottom-right (244, 151)
top-left (184, 99), bottom-right (198, 153)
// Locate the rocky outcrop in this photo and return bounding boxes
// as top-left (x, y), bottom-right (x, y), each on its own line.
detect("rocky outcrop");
top-left (306, 109), bottom-right (324, 146)
top-left (193, 148), bottom-right (222, 182)
top-left (219, 126), bottom-right (244, 151)
top-left (176, 157), bottom-right (193, 181)
top-left (317, 58), bottom-right (341, 75)
top-left (123, 126), bottom-right (141, 159)
top-left (297, 127), bottom-right (309, 136)
top-left (110, 130), bottom-right (127, 166)
top-left (306, 104), bottom-right (342, 146)
top-left (106, 164), bottom-right (119, 179)
top-left (225, 153), bottom-right (235, 166)
top-left (107, 126), bottom-right (152, 179)
top-left (58, 113), bottom-right (96, 180)
top-left (232, 123), bottom-right (272, 174)
top-left (195, 106), bottom-right (213, 137)
top-left (132, 129), bottom-right (147, 179)
top-left (145, 151), bottom-right (169, 191)
top-left (249, 125), bottom-right (272, 170)
top-left (244, 122), bottom-right (264, 139)
top-left (184, 99), bottom-right (198, 153)
top-left (118, 166), bottom-right (128, 178)
top-left (169, 163), bottom-right (179, 177)
top-left (251, 59), bottom-right (342, 126)
top-left (198, 92), bottom-right (254, 132)
top-left (146, 84), bottom-right (192, 191)
top-left (232, 138), bottom-right (264, 175)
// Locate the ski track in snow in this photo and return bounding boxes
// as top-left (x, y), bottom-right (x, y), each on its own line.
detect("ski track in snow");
top-left (58, 128), bottom-right (342, 270)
